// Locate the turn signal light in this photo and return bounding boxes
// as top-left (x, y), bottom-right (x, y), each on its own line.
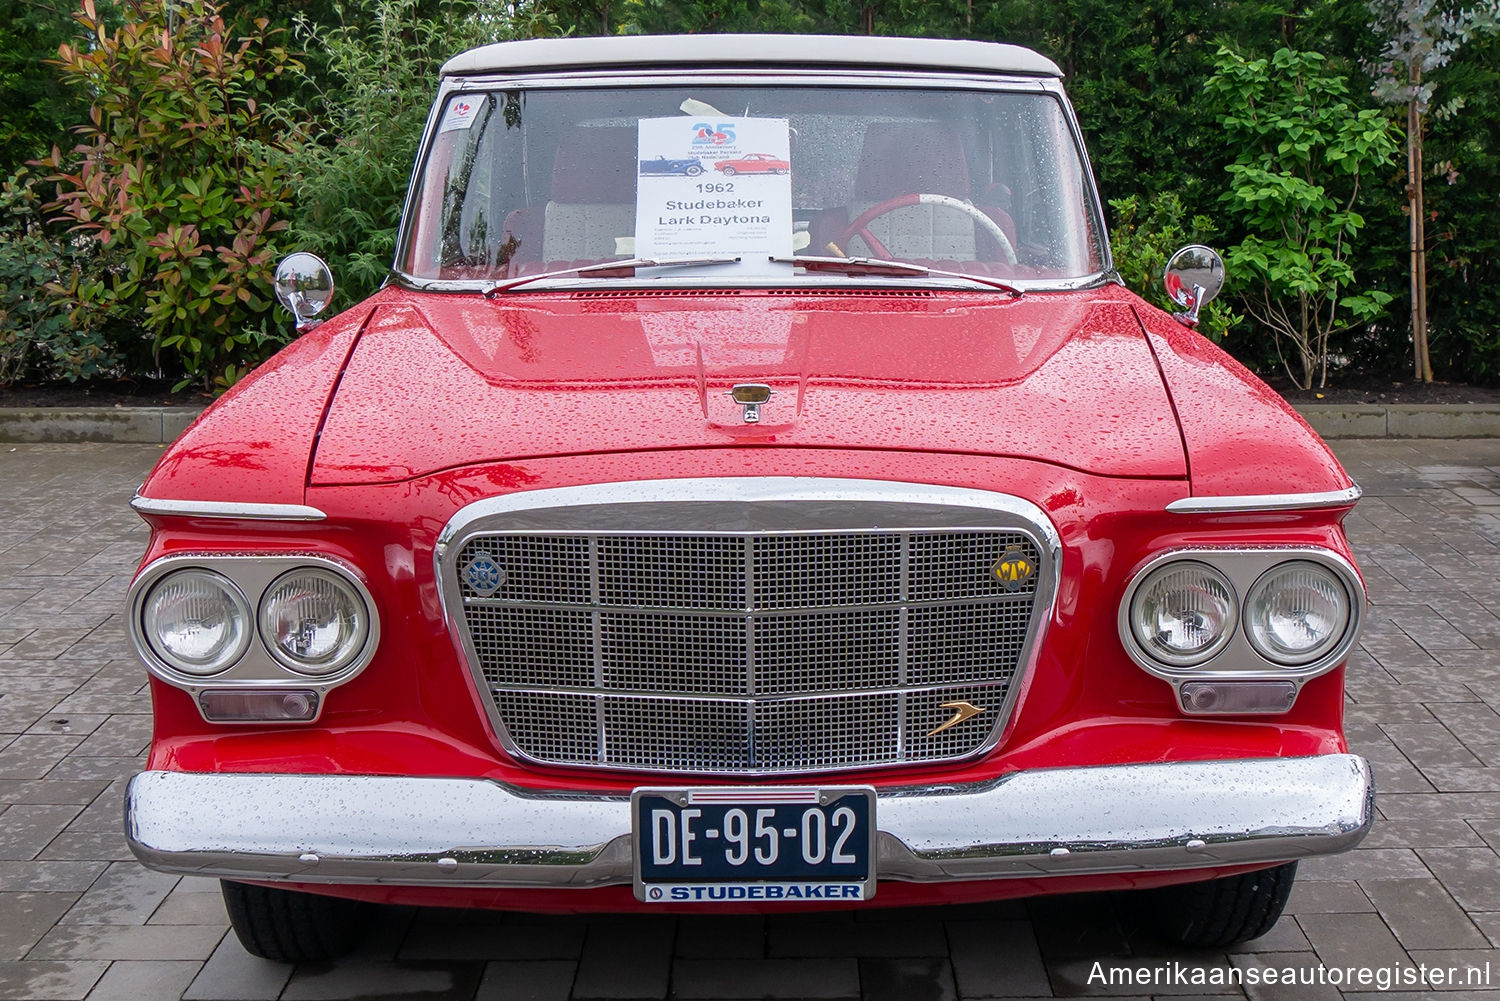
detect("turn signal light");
top-left (198, 689), bottom-right (319, 722)
top-left (1179, 681), bottom-right (1297, 715)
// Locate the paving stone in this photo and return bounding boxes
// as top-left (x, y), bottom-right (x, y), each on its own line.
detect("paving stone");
top-left (1383, 722), bottom-right (1486, 770)
top-left (37, 829), bottom-right (137, 863)
top-left (0, 780), bottom-right (109, 806)
top-left (0, 737), bottom-right (85, 780)
top-left (1297, 911), bottom-right (1412, 970)
top-left (181, 935), bottom-right (292, 1001)
top-left (27, 923), bottom-right (224, 962)
top-left (281, 961), bottom-right (485, 1001)
top-left (0, 894), bottom-right (79, 961)
top-left (145, 887), bottom-right (226, 928)
top-left (474, 960), bottom-right (576, 1001)
top-left (84, 960), bottom-right (200, 1001)
top-left (671, 958), bottom-right (860, 999)
top-left (1419, 847), bottom-right (1500, 912)
top-left (0, 861), bottom-right (108, 893)
top-left (570, 920), bottom-right (674, 1000)
top-left (398, 918), bottom-right (585, 961)
top-left (0, 960), bottom-right (108, 1000)
top-left (60, 864), bottom-right (180, 927)
top-left (859, 957), bottom-right (956, 1001)
top-left (1360, 878), bottom-right (1491, 950)
top-left (0, 804), bottom-right (84, 861)
top-left (1360, 818), bottom-right (1486, 848)
top-left (1283, 879), bottom-right (1375, 914)
top-left (1295, 848), bottom-right (1432, 881)
top-left (946, 919), bottom-right (1050, 998)
top-left (671, 916), bottom-right (763, 959)
top-left (768, 918), bottom-right (949, 957)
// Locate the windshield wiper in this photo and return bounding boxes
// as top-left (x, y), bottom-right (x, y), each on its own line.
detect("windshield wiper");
top-left (770, 255), bottom-right (1022, 297)
top-left (483, 256), bottom-right (741, 296)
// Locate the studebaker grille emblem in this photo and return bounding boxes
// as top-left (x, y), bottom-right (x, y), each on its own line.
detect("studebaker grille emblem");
top-left (926, 700), bottom-right (987, 737)
top-left (462, 556), bottom-right (506, 596)
top-left (992, 546), bottom-right (1035, 592)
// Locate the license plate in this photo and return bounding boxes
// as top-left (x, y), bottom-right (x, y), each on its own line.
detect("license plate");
top-left (632, 786), bottom-right (876, 903)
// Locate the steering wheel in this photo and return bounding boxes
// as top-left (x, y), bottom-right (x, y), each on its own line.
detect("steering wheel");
top-left (838, 193), bottom-right (1018, 266)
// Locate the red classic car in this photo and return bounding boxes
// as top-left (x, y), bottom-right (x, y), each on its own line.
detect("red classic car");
top-left (714, 152), bottom-right (791, 174)
top-left (123, 34), bottom-right (1372, 962)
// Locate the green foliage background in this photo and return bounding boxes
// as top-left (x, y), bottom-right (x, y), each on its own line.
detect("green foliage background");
top-left (2, 0), bottom-right (1497, 391)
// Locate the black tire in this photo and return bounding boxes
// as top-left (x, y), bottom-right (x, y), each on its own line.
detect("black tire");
top-left (221, 880), bottom-right (374, 962)
top-left (1140, 862), bottom-right (1297, 948)
top-left (685, 165), bottom-right (702, 176)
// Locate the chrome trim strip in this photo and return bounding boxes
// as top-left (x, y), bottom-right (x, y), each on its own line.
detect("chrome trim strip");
top-left (130, 495), bottom-right (328, 522)
top-left (125, 754), bottom-right (1374, 887)
top-left (1165, 485), bottom-right (1363, 514)
top-left (434, 477), bottom-right (1062, 777)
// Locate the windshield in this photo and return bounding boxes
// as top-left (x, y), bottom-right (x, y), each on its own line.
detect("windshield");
top-left (400, 84), bottom-right (1105, 287)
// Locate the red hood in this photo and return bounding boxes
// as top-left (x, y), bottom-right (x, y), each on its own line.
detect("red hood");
top-left (310, 285), bottom-right (1186, 485)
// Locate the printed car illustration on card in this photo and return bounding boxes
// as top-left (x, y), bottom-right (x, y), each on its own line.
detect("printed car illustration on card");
top-left (122, 34), bottom-right (1373, 963)
top-left (714, 152), bottom-right (791, 174)
top-left (639, 155), bottom-right (706, 176)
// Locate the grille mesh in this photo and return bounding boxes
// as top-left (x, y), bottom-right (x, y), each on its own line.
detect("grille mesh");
top-left (455, 529), bottom-right (1043, 774)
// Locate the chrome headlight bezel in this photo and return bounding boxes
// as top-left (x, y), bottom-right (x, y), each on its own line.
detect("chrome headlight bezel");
top-left (1126, 560), bottom-right (1239, 667)
top-left (138, 568), bottom-right (254, 677)
top-left (1118, 547), bottom-right (1364, 704)
top-left (128, 553), bottom-right (380, 720)
top-left (1243, 560), bottom-right (1356, 667)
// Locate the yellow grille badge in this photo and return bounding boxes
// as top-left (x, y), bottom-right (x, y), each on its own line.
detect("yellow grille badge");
top-left (927, 700), bottom-right (987, 737)
top-left (992, 546), bottom-right (1035, 591)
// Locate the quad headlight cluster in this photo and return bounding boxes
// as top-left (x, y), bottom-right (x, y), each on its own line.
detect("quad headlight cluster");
top-left (128, 555), bottom-right (378, 722)
top-left (1119, 549), bottom-right (1363, 714)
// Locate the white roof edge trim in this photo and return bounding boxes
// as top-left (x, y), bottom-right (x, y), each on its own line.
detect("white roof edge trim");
top-left (440, 34), bottom-right (1062, 79)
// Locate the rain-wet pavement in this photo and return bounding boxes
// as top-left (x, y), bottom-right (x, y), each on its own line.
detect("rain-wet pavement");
top-left (3, 439), bottom-right (1500, 1000)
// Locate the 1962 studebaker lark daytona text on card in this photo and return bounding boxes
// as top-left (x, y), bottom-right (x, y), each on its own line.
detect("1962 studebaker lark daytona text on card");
top-left (122, 34), bottom-right (1374, 962)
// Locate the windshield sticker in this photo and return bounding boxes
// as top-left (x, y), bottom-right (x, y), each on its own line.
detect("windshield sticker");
top-left (635, 116), bottom-right (793, 275)
top-left (437, 96), bottom-right (480, 134)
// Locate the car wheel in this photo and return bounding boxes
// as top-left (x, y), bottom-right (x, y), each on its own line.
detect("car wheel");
top-left (221, 880), bottom-right (374, 962)
top-left (1139, 862), bottom-right (1297, 948)
top-left (721, 166), bottom-right (737, 176)
top-left (686, 165), bottom-right (702, 176)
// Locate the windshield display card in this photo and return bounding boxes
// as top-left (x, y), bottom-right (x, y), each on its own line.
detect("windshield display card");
top-left (634, 116), bottom-right (793, 275)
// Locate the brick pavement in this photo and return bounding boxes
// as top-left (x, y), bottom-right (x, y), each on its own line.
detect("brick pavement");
top-left (3, 439), bottom-right (1500, 1000)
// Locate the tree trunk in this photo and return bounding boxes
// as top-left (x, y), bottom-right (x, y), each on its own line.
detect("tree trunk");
top-left (1409, 65), bottom-right (1432, 383)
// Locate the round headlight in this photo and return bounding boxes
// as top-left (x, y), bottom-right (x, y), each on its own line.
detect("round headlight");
top-left (259, 568), bottom-right (370, 676)
top-left (1129, 561), bottom-right (1237, 667)
top-left (1244, 561), bottom-right (1351, 666)
top-left (141, 569), bottom-right (252, 676)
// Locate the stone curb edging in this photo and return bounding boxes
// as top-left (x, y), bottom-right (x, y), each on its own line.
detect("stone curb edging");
top-left (4, 403), bottom-right (1500, 444)
top-left (0, 406), bottom-right (205, 444)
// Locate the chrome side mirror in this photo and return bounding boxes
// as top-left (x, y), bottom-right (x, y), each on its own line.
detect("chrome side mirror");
top-left (273, 253), bottom-right (336, 334)
top-left (1162, 245), bottom-right (1224, 329)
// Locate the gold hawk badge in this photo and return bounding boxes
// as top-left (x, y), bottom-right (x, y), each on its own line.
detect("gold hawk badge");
top-left (991, 546), bottom-right (1035, 592)
top-left (927, 700), bottom-right (987, 737)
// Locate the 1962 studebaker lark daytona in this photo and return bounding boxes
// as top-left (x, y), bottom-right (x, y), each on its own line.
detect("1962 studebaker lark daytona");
top-left (122, 34), bottom-right (1373, 961)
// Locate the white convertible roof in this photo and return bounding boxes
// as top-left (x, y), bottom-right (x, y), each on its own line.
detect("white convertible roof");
top-left (441, 34), bottom-right (1062, 79)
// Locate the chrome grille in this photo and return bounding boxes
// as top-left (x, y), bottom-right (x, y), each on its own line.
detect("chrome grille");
top-left (448, 519), bottom-right (1048, 775)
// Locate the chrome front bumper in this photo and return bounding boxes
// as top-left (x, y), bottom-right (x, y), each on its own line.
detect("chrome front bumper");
top-left (125, 754), bottom-right (1373, 888)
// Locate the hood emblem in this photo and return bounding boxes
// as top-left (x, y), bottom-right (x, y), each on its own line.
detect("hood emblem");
top-left (727, 383), bottom-right (775, 423)
top-left (927, 700), bottom-right (987, 737)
